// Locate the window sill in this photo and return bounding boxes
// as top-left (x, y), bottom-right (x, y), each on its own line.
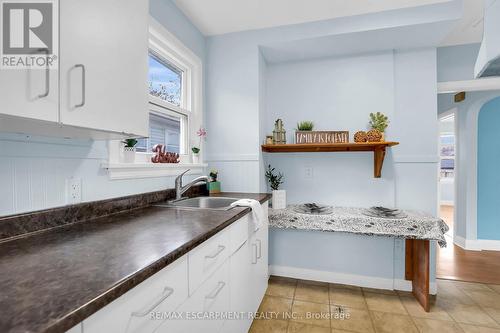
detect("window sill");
top-left (102, 162), bottom-right (207, 180)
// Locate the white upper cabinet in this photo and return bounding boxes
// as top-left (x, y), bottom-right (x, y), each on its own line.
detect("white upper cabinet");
top-left (0, 52), bottom-right (58, 123)
top-left (59, 0), bottom-right (149, 137)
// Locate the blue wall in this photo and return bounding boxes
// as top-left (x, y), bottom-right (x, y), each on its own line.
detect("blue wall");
top-left (478, 96), bottom-right (500, 240)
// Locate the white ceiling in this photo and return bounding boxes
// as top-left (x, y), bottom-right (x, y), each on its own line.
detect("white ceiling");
top-left (174, 0), bottom-right (484, 46)
top-left (174, 0), bottom-right (450, 35)
top-left (440, 0), bottom-right (484, 46)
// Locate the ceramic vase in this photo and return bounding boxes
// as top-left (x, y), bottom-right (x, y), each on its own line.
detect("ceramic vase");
top-left (123, 147), bottom-right (136, 163)
top-left (272, 190), bottom-right (287, 209)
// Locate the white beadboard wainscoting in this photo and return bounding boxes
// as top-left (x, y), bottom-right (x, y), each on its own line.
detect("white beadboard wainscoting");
top-left (0, 134), bottom-right (199, 216)
top-left (206, 154), bottom-right (261, 193)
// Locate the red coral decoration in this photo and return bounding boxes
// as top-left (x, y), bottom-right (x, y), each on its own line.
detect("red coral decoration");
top-left (151, 144), bottom-right (179, 163)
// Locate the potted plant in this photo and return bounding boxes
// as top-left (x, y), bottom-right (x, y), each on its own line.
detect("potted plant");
top-left (369, 112), bottom-right (389, 141)
top-left (192, 127), bottom-right (206, 164)
top-left (295, 121), bottom-right (314, 143)
top-left (207, 169), bottom-right (221, 193)
top-left (122, 138), bottom-right (138, 163)
top-left (209, 169), bottom-right (218, 182)
top-left (265, 164), bottom-right (286, 209)
top-left (297, 121), bottom-right (314, 131)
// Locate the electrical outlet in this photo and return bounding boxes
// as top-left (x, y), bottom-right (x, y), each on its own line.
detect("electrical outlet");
top-left (67, 178), bottom-right (82, 204)
top-left (304, 167), bottom-right (314, 179)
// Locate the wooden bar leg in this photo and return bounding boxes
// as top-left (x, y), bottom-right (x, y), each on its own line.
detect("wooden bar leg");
top-left (405, 239), bottom-right (430, 312)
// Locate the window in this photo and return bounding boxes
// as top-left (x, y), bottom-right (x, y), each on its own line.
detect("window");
top-left (105, 18), bottom-right (204, 179)
top-left (137, 51), bottom-right (189, 154)
top-left (148, 53), bottom-right (182, 107)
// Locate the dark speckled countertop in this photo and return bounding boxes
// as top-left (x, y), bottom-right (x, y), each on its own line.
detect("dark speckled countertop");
top-left (0, 192), bottom-right (270, 333)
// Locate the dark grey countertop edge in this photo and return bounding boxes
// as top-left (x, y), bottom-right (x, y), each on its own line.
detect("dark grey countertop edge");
top-left (46, 194), bottom-right (271, 333)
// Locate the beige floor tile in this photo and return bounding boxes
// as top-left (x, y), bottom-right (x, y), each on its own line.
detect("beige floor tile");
top-left (488, 285), bottom-right (500, 294)
top-left (330, 283), bottom-right (362, 291)
top-left (483, 307), bottom-right (500, 325)
top-left (400, 296), bottom-right (453, 321)
top-left (362, 287), bottom-right (397, 295)
top-left (331, 330), bottom-right (357, 333)
top-left (258, 295), bottom-right (293, 320)
top-left (330, 306), bottom-right (374, 333)
top-left (267, 276), bottom-right (297, 299)
top-left (298, 279), bottom-right (329, 286)
top-left (364, 292), bottom-right (407, 314)
top-left (329, 286), bottom-right (367, 310)
top-left (295, 281), bottom-right (330, 304)
top-left (396, 290), bottom-right (414, 298)
top-left (370, 311), bottom-right (418, 333)
top-left (442, 302), bottom-right (499, 327)
top-left (465, 290), bottom-right (500, 309)
top-left (291, 300), bottom-right (331, 328)
top-left (412, 318), bottom-right (463, 333)
top-left (287, 321), bottom-right (330, 333)
top-left (460, 323), bottom-right (500, 333)
top-left (249, 319), bottom-right (288, 333)
top-left (436, 280), bottom-right (476, 305)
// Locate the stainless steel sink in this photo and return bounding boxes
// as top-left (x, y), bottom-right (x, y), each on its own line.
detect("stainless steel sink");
top-left (155, 196), bottom-right (239, 210)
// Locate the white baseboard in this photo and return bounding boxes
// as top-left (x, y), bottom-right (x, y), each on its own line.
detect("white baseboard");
top-left (269, 265), bottom-right (437, 294)
top-left (476, 239), bottom-right (500, 251)
top-left (454, 235), bottom-right (500, 251)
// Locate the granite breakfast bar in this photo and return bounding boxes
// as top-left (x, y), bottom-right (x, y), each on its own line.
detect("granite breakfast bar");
top-left (268, 205), bottom-right (449, 312)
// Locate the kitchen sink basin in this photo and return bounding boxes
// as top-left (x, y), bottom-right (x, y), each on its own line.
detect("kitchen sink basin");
top-left (155, 196), bottom-right (239, 210)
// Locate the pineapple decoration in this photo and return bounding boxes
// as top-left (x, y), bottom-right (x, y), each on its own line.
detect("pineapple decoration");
top-left (366, 129), bottom-right (382, 142)
top-left (368, 112), bottom-right (389, 142)
top-left (354, 131), bottom-right (368, 143)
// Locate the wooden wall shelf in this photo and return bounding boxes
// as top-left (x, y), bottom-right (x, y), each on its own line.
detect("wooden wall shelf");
top-left (261, 142), bottom-right (399, 178)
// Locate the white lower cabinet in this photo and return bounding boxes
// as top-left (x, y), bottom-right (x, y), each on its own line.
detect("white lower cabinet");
top-left (82, 255), bottom-right (188, 333)
top-left (80, 202), bottom-right (269, 333)
top-left (156, 260), bottom-right (230, 333)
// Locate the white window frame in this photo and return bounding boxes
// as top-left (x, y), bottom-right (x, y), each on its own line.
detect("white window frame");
top-left (103, 17), bottom-right (205, 180)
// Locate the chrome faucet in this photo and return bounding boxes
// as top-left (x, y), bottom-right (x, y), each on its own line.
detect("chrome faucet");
top-left (174, 169), bottom-right (209, 200)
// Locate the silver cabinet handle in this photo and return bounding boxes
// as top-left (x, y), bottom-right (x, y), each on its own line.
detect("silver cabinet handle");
top-left (131, 286), bottom-right (174, 317)
top-left (205, 245), bottom-right (225, 259)
top-left (205, 281), bottom-right (226, 300)
top-left (38, 48), bottom-right (50, 98)
top-left (74, 64), bottom-right (85, 108)
top-left (256, 239), bottom-right (262, 259)
top-left (252, 243), bottom-right (258, 264)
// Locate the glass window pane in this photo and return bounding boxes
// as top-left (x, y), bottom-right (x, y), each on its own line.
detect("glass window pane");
top-left (148, 53), bottom-right (182, 106)
top-left (136, 113), bottom-right (183, 154)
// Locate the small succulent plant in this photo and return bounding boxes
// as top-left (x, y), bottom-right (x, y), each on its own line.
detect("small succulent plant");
top-left (297, 121), bottom-right (314, 131)
top-left (265, 164), bottom-right (284, 191)
top-left (209, 169), bottom-right (218, 182)
top-left (369, 112), bottom-right (389, 133)
top-left (123, 138), bottom-right (138, 147)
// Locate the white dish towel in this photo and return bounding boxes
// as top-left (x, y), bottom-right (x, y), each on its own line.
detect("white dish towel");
top-left (230, 199), bottom-right (264, 229)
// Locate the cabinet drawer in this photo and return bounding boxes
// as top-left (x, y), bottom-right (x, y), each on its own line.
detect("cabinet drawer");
top-left (157, 260), bottom-right (230, 333)
top-left (84, 256), bottom-right (188, 333)
top-left (229, 214), bottom-right (249, 254)
top-left (188, 229), bottom-right (230, 295)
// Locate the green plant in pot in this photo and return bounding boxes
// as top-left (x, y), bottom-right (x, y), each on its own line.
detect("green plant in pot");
top-left (265, 164), bottom-right (286, 209)
top-left (369, 112), bottom-right (389, 141)
top-left (122, 138), bottom-right (138, 163)
top-left (297, 121), bottom-right (314, 131)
